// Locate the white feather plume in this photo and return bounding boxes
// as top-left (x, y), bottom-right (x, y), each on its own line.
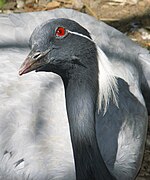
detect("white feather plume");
top-left (96, 46), bottom-right (118, 113)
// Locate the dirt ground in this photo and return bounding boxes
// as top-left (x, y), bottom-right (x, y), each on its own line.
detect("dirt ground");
top-left (0, 0), bottom-right (150, 179)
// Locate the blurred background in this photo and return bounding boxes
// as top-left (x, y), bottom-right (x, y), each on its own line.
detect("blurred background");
top-left (0, 0), bottom-right (150, 179)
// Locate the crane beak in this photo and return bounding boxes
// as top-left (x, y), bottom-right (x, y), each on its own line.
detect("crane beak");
top-left (19, 49), bottom-right (50, 76)
top-left (19, 56), bottom-right (38, 75)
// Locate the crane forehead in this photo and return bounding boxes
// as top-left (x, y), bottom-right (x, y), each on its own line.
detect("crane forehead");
top-left (30, 18), bottom-right (93, 49)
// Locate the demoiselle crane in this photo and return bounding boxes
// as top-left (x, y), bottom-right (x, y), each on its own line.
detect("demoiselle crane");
top-left (0, 8), bottom-right (150, 180)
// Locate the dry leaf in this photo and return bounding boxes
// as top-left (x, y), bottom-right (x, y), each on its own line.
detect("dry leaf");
top-left (57, 0), bottom-right (72, 4)
top-left (45, 1), bottom-right (61, 10)
top-left (72, 0), bottom-right (83, 10)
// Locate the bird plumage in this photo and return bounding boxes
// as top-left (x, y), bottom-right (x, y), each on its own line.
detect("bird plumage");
top-left (0, 8), bottom-right (149, 180)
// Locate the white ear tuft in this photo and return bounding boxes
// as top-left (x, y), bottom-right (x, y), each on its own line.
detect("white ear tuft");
top-left (96, 46), bottom-right (118, 114)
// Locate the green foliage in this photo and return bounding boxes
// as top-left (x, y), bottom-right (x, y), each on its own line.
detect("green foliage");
top-left (0, 0), bottom-right (5, 8)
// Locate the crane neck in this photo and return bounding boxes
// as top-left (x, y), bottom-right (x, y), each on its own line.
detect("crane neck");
top-left (62, 62), bottom-right (116, 180)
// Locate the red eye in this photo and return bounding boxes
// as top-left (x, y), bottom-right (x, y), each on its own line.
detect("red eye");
top-left (55, 27), bottom-right (66, 37)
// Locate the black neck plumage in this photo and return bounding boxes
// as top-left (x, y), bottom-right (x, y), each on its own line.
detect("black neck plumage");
top-left (62, 60), bottom-right (116, 180)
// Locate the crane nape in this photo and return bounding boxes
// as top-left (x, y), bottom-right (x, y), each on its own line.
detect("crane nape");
top-left (0, 8), bottom-right (150, 180)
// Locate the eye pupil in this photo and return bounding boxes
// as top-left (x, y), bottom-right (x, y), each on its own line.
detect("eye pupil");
top-left (56, 27), bottom-right (66, 37)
